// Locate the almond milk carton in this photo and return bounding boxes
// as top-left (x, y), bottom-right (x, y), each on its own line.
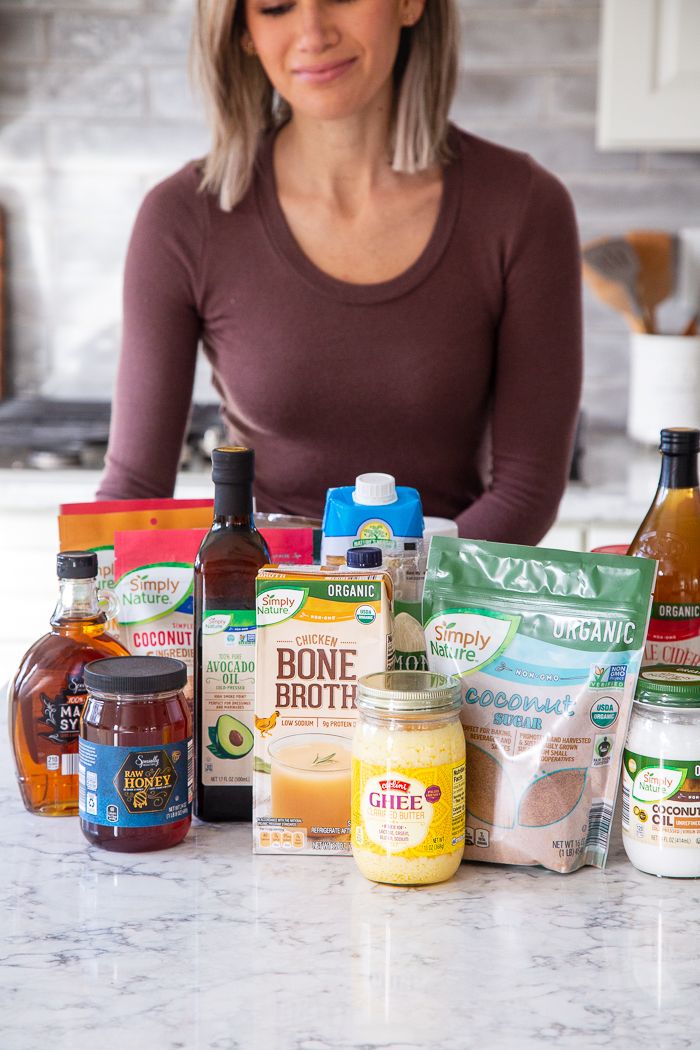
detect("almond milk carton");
top-left (254, 566), bottom-right (393, 855)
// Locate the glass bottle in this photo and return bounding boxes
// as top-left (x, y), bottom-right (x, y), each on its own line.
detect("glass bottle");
top-left (194, 446), bottom-right (271, 821)
top-left (80, 655), bottom-right (192, 852)
top-left (9, 551), bottom-right (128, 816)
top-left (629, 427), bottom-right (700, 667)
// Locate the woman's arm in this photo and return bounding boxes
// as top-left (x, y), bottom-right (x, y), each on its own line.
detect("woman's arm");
top-left (455, 160), bottom-right (583, 545)
top-left (97, 169), bottom-right (204, 499)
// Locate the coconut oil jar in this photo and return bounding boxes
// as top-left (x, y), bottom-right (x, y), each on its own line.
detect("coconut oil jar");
top-left (351, 670), bottom-right (465, 885)
top-left (622, 665), bottom-right (700, 877)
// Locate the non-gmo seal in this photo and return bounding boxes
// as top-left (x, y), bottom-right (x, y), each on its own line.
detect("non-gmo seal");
top-left (590, 696), bottom-right (619, 729)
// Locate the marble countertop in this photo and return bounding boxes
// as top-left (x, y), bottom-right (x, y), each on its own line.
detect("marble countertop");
top-left (2, 708), bottom-right (697, 1050)
top-left (2, 429), bottom-right (694, 1048)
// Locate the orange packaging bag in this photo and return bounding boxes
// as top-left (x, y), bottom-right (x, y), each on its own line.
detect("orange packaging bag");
top-left (58, 499), bottom-right (214, 594)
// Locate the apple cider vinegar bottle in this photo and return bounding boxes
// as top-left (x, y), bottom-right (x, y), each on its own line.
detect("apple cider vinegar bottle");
top-left (194, 447), bottom-right (270, 821)
top-left (629, 428), bottom-right (700, 667)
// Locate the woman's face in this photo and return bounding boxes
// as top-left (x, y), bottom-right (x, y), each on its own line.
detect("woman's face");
top-left (243, 0), bottom-right (425, 122)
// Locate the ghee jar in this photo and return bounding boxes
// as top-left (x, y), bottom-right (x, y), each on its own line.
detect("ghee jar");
top-left (351, 670), bottom-right (465, 885)
top-left (622, 665), bottom-right (700, 877)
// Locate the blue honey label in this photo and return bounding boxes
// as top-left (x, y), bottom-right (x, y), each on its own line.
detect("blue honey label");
top-left (78, 737), bottom-right (193, 828)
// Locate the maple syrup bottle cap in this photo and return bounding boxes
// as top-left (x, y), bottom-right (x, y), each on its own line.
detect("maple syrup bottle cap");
top-left (660, 428), bottom-right (700, 455)
top-left (57, 550), bottom-right (98, 579)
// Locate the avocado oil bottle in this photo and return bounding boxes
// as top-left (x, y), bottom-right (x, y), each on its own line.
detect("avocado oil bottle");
top-left (194, 447), bottom-right (271, 821)
top-left (628, 427), bottom-right (700, 667)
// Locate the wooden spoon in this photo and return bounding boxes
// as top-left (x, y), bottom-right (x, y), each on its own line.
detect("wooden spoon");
top-left (624, 230), bottom-right (677, 335)
top-left (582, 237), bottom-right (648, 332)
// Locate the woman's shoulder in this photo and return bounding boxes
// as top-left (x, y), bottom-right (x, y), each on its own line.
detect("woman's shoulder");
top-left (448, 124), bottom-right (573, 212)
top-left (136, 161), bottom-right (208, 231)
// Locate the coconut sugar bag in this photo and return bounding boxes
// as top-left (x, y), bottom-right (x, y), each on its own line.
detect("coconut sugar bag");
top-left (423, 537), bottom-right (656, 872)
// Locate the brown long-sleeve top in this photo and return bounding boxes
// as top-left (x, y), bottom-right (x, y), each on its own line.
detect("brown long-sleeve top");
top-left (98, 126), bottom-right (583, 543)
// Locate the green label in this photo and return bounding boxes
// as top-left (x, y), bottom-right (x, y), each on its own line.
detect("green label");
top-left (258, 579), bottom-right (380, 604)
top-left (589, 696), bottom-right (620, 728)
top-left (624, 749), bottom-right (700, 802)
top-left (652, 602), bottom-right (700, 620)
top-left (201, 609), bottom-right (256, 788)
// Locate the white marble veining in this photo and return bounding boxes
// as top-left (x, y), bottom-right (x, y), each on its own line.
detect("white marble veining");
top-left (2, 704), bottom-right (698, 1050)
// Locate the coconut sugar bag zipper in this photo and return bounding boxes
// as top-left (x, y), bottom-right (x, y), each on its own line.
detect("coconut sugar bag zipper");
top-left (423, 537), bottom-right (656, 872)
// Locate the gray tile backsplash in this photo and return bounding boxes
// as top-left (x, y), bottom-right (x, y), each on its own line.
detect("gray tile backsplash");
top-left (0, 0), bottom-right (698, 427)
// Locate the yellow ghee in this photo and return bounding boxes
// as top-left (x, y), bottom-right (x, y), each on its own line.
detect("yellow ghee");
top-left (351, 671), bottom-right (466, 885)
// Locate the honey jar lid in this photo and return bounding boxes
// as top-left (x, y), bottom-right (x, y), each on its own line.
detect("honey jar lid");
top-left (358, 670), bottom-right (461, 713)
top-left (635, 665), bottom-right (700, 708)
top-left (84, 655), bottom-right (187, 696)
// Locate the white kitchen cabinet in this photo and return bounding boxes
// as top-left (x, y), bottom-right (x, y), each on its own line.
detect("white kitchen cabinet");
top-left (598, 0), bottom-right (700, 150)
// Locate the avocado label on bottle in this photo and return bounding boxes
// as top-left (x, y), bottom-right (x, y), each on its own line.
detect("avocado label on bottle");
top-left (201, 610), bottom-right (256, 787)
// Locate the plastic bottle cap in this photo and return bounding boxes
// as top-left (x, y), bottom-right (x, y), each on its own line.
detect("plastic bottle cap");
top-left (57, 550), bottom-right (98, 579)
top-left (353, 473), bottom-right (397, 506)
top-left (635, 664), bottom-right (700, 708)
top-left (346, 546), bottom-right (383, 568)
top-left (660, 428), bottom-right (700, 455)
top-left (84, 656), bottom-right (188, 696)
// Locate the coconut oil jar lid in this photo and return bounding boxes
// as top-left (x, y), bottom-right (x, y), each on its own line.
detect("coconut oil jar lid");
top-left (634, 665), bottom-right (700, 708)
top-left (357, 670), bottom-right (461, 713)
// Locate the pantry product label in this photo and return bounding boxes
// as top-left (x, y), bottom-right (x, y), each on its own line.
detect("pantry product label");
top-left (201, 610), bottom-right (256, 787)
top-left (114, 529), bottom-right (204, 712)
top-left (36, 673), bottom-right (86, 772)
top-left (253, 567), bottom-right (393, 857)
top-left (78, 738), bottom-right (192, 828)
top-left (644, 602), bottom-right (700, 667)
top-left (622, 750), bottom-right (700, 848)
top-left (352, 759), bottom-right (465, 858)
top-left (423, 537), bottom-right (656, 872)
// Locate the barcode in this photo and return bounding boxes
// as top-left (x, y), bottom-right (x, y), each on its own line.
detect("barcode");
top-left (61, 753), bottom-right (80, 776)
top-left (586, 800), bottom-right (614, 851)
top-left (621, 782), bottom-right (631, 829)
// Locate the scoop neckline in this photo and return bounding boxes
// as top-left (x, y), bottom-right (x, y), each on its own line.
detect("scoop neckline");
top-left (254, 127), bottom-right (462, 305)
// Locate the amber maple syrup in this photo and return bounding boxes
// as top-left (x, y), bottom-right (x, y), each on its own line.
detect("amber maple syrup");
top-left (10, 551), bottom-right (128, 816)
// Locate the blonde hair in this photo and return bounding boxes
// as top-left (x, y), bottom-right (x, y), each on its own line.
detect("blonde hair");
top-left (192, 0), bottom-right (459, 211)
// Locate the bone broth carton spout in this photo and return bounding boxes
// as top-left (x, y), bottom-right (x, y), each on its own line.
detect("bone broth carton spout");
top-left (253, 565), bottom-right (393, 855)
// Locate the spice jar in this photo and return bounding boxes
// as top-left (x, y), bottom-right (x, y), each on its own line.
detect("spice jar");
top-left (351, 670), bottom-right (465, 885)
top-left (622, 665), bottom-right (700, 877)
top-left (79, 656), bottom-right (192, 852)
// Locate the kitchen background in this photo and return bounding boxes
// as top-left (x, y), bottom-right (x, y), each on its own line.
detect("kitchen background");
top-left (0, 0), bottom-right (699, 673)
top-left (1, 0), bottom-right (699, 426)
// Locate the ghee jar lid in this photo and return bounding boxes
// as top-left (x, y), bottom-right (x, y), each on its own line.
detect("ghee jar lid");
top-left (358, 670), bottom-right (461, 713)
top-left (634, 664), bottom-right (700, 708)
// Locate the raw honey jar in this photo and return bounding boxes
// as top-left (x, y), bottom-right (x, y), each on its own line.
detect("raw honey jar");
top-left (79, 656), bottom-right (193, 852)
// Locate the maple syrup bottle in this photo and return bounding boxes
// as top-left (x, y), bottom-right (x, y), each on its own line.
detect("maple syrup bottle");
top-left (629, 428), bottom-right (700, 667)
top-left (194, 447), bottom-right (270, 821)
top-left (9, 551), bottom-right (128, 816)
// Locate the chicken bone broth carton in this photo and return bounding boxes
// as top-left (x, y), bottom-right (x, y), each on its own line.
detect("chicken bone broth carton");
top-left (254, 566), bottom-right (394, 855)
top-left (423, 537), bottom-right (657, 872)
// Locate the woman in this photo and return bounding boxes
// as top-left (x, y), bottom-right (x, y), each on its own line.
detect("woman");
top-left (98, 0), bottom-right (582, 544)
